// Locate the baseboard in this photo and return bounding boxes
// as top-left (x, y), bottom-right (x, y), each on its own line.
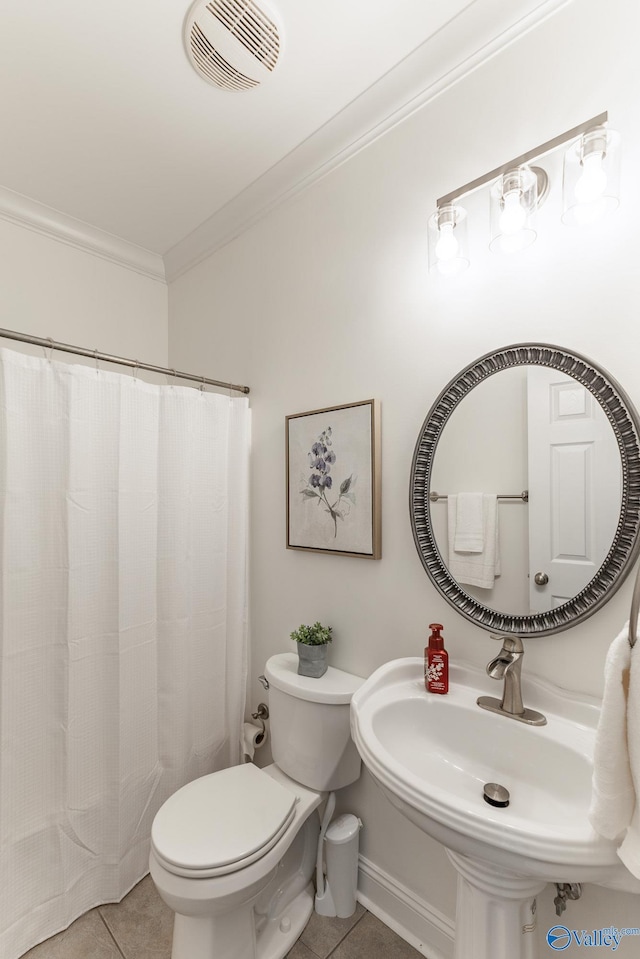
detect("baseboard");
top-left (357, 855), bottom-right (455, 959)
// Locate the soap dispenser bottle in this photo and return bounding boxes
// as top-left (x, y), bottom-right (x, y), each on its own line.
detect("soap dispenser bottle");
top-left (425, 623), bottom-right (449, 694)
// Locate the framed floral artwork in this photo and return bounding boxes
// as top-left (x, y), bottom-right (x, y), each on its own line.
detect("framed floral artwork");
top-left (286, 399), bottom-right (381, 558)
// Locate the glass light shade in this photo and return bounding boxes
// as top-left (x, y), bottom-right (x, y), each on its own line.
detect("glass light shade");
top-left (428, 204), bottom-right (469, 276)
top-left (562, 126), bottom-right (621, 226)
top-left (489, 166), bottom-right (538, 254)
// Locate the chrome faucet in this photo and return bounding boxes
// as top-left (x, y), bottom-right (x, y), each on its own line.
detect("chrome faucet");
top-left (477, 635), bottom-right (546, 726)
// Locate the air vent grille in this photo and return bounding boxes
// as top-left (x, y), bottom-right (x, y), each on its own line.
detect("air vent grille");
top-left (190, 21), bottom-right (258, 90)
top-left (206, 0), bottom-right (280, 72)
top-left (184, 0), bottom-right (282, 91)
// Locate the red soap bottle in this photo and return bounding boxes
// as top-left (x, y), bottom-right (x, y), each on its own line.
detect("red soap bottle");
top-left (425, 623), bottom-right (449, 694)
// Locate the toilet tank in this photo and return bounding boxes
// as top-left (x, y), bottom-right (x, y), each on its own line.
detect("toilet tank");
top-left (265, 653), bottom-right (364, 792)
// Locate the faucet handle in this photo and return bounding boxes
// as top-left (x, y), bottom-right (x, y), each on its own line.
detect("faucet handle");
top-left (489, 634), bottom-right (524, 653)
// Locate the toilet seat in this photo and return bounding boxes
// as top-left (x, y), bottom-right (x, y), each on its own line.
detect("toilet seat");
top-left (151, 763), bottom-right (298, 879)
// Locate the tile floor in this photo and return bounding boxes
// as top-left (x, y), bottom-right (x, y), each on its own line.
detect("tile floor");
top-left (21, 876), bottom-right (423, 959)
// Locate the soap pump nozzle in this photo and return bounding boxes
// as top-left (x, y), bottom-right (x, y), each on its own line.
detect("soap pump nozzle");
top-left (428, 623), bottom-right (444, 650)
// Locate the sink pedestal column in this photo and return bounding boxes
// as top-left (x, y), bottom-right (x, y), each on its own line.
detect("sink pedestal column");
top-left (446, 850), bottom-right (547, 959)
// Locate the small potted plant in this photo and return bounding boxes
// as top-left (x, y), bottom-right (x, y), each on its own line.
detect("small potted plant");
top-left (290, 621), bottom-right (333, 678)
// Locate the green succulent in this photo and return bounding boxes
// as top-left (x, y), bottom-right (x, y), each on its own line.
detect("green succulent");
top-left (290, 621), bottom-right (333, 646)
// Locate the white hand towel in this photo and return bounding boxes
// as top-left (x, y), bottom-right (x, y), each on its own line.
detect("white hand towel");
top-left (447, 494), bottom-right (500, 590)
top-left (454, 492), bottom-right (484, 552)
top-left (590, 621), bottom-right (640, 879)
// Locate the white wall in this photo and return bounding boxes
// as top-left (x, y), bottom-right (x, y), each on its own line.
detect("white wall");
top-left (168, 0), bottom-right (640, 953)
top-left (0, 219), bottom-right (168, 364)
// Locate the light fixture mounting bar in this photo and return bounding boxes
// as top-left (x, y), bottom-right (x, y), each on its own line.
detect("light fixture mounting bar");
top-left (436, 111), bottom-right (608, 209)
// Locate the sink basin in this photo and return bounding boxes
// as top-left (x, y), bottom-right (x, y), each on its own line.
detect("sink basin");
top-left (351, 657), bottom-right (633, 884)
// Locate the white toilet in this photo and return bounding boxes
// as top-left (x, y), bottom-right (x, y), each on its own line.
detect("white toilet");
top-left (149, 652), bottom-right (364, 959)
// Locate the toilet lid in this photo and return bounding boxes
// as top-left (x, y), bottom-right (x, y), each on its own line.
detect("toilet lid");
top-left (151, 764), bottom-right (298, 876)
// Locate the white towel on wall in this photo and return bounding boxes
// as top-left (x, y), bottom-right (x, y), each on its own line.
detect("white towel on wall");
top-left (590, 621), bottom-right (640, 879)
top-left (447, 493), bottom-right (500, 590)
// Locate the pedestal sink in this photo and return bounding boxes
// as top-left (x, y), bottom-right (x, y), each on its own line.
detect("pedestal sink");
top-left (350, 658), bottom-right (639, 959)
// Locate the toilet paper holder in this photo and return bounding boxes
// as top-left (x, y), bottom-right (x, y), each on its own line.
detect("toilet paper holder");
top-left (251, 702), bottom-right (269, 744)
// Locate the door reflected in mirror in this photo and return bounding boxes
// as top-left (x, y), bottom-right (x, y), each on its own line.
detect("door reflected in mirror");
top-left (431, 367), bottom-right (622, 616)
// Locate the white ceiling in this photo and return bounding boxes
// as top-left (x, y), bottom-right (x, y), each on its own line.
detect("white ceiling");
top-left (0, 0), bottom-right (567, 280)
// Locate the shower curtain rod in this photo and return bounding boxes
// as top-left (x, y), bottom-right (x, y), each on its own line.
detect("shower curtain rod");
top-left (0, 326), bottom-right (250, 395)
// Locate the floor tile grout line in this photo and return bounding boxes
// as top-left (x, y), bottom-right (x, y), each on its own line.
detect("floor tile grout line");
top-left (299, 907), bottom-right (369, 959)
top-left (97, 909), bottom-right (127, 959)
top-left (324, 908), bottom-right (369, 957)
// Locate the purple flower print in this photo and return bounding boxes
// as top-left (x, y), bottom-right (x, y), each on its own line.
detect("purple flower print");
top-left (300, 427), bottom-right (353, 537)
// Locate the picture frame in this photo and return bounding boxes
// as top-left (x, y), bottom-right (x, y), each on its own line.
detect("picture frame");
top-left (286, 399), bottom-right (381, 559)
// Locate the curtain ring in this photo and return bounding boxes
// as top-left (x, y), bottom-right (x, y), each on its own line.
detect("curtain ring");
top-left (43, 337), bottom-right (54, 362)
top-left (200, 376), bottom-right (206, 392)
top-left (133, 361), bottom-right (139, 381)
top-left (94, 348), bottom-right (99, 375)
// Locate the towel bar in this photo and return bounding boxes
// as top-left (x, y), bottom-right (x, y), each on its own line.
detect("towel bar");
top-left (429, 490), bottom-right (529, 503)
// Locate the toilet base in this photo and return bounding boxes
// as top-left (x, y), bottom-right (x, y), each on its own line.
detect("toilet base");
top-left (255, 881), bottom-right (314, 959)
top-left (170, 881), bottom-right (314, 959)
top-left (171, 903), bottom-right (255, 959)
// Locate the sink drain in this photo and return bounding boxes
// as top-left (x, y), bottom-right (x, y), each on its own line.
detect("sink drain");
top-left (483, 782), bottom-right (510, 808)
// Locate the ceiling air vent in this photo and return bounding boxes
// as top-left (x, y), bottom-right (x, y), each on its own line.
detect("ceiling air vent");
top-left (184, 0), bottom-right (282, 91)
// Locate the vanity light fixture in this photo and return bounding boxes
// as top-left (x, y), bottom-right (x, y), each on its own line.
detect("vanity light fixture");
top-left (489, 165), bottom-right (548, 255)
top-left (562, 124), bottom-right (621, 226)
top-left (427, 203), bottom-right (469, 276)
top-left (428, 112), bottom-right (620, 275)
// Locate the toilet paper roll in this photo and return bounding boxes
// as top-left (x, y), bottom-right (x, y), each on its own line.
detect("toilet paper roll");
top-left (242, 721), bottom-right (267, 762)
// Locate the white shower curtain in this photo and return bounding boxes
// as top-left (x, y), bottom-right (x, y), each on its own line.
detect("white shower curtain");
top-left (0, 347), bottom-right (249, 959)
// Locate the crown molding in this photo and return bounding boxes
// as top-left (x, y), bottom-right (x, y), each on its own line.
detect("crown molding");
top-left (164, 0), bottom-right (571, 282)
top-left (0, 186), bottom-right (166, 284)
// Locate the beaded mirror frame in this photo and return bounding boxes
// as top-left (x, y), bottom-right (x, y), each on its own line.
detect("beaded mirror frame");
top-left (410, 343), bottom-right (640, 636)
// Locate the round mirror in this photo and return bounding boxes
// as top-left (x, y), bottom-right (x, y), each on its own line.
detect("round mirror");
top-left (410, 344), bottom-right (640, 636)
